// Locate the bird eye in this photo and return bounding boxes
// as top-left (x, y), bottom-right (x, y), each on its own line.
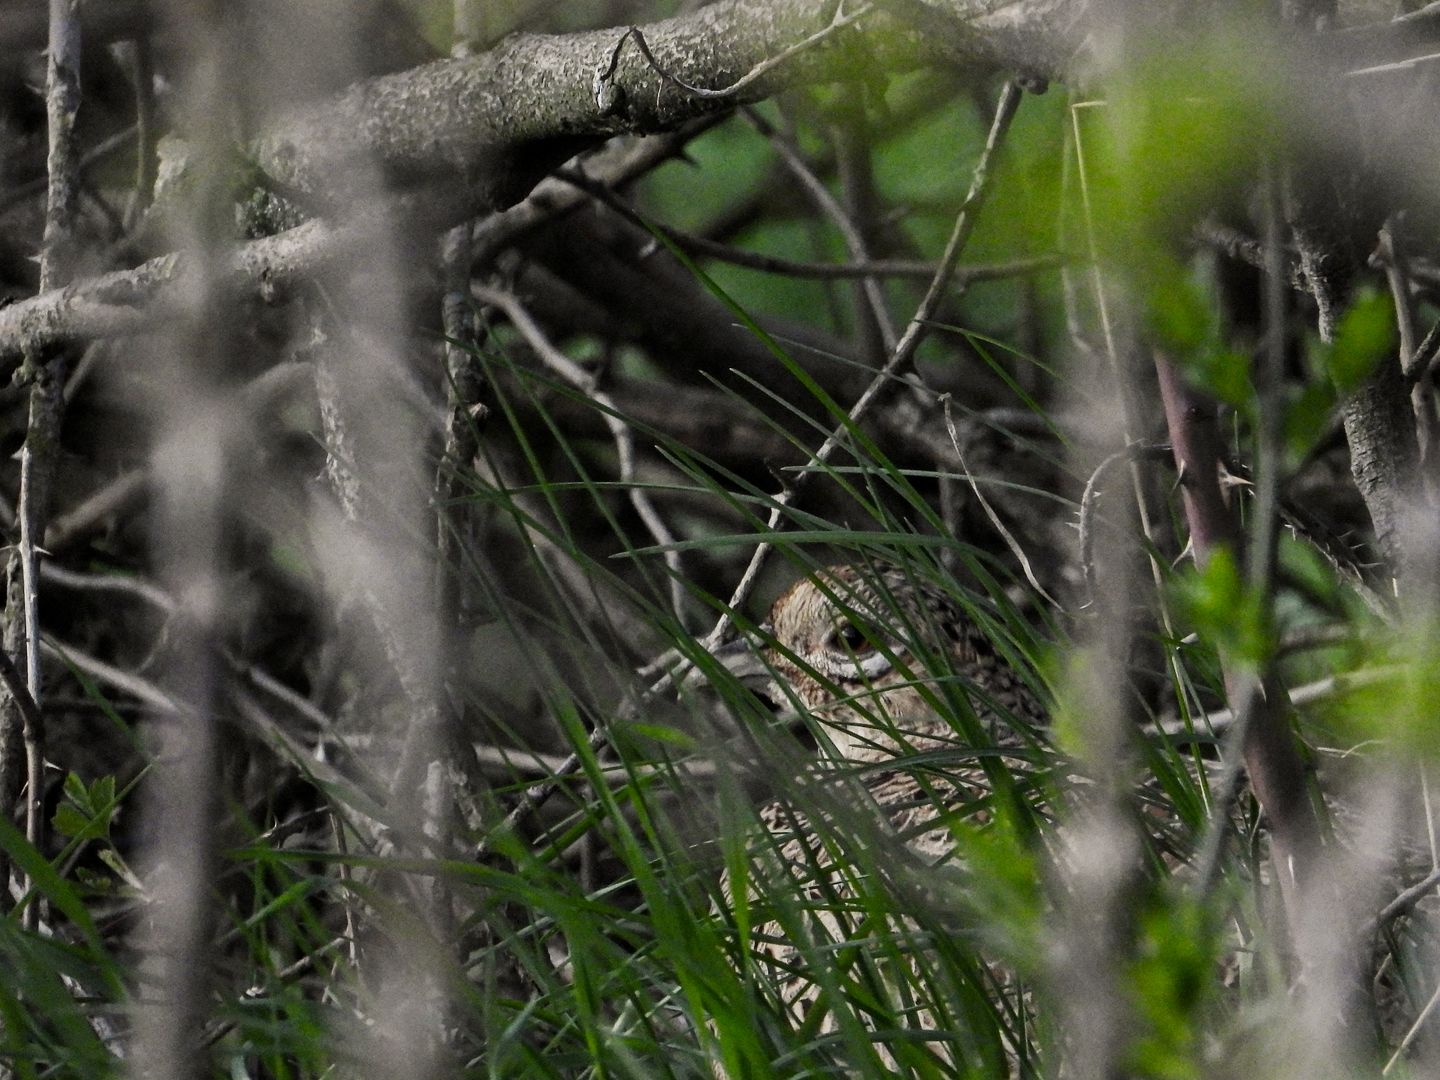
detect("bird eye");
top-left (833, 621), bottom-right (871, 652)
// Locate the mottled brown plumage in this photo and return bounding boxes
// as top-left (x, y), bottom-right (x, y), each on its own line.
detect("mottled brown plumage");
top-left (719, 563), bottom-right (1044, 1071)
top-left (762, 563), bottom-right (1040, 760)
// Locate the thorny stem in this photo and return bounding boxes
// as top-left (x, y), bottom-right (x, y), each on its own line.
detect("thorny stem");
top-left (14, 356), bottom-right (63, 929)
top-left (3, 0), bottom-right (83, 930)
top-left (1155, 167), bottom-right (1320, 917)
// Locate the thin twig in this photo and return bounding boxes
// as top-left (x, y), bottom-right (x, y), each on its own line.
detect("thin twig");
top-left (1377, 218), bottom-right (1437, 463)
top-left (40, 561), bottom-right (174, 612)
top-left (0, 123), bottom-right (138, 217)
top-left (1379, 865), bottom-right (1440, 925)
top-left (40, 638), bottom-right (176, 712)
top-left (744, 106), bottom-right (899, 355)
top-left (1070, 102), bottom-right (1173, 628)
top-left (1076, 443), bottom-right (1168, 610)
top-left (558, 170), bottom-right (1068, 282)
top-left (472, 119), bottom-right (725, 267)
top-left (671, 248), bottom-right (1062, 283)
top-left (201, 934), bottom-right (351, 1049)
top-left (593, 3), bottom-right (874, 108)
top-left (940, 393), bottom-right (1062, 609)
top-left (1383, 975), bottom-right (1440, 1074)
top-left (473, 285), bottom-right (688, 624)
top-left (1405, 318), bottom-right (1440, 387)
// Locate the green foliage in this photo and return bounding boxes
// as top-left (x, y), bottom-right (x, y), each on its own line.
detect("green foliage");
top-left (1125, 898), bottom-right (1217, 1080)
top-left (1316, 624), bottom-right (1440, 758)
top-left (1282, 379), bottom-right (1339, 463)
top-left (52, 773), bottom-right (117, 843)
top-left (1149, 271), bottom-right (1216, 356)
top-left (1151, 268), bottom-right (1255, 408)
top-left (1322, 287), bottom-right (1396, 394)
top-left (1075, 40), bottom-right (1263, 274)
top-left (1172, 548), bottom-right (1271, 667)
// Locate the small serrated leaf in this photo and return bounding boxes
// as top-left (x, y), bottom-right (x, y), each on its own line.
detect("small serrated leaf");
top-left (92, 775), bottom-right (116, 809)
top-left (62, 771), bottom-right (89, 812)
top-left (52, 802), bottom-right (90, 839)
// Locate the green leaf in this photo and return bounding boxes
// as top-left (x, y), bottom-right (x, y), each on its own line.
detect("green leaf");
top-left (1190, 347), bottom-right (1253, 408)
top-left (1283, 379), bottom-right (1338, 459)
top-left (1125, 898), bottom-right (1214, 1080)
top-left (62, 772), bottom-right (89, 814)
top-left (624, 722), bottom-right (694, 748)
top-left (53, 772), bottom-right (116, 841)
top-left (1323, 287), bottom-right (1396, 393)
top-left (92, 775), bottom-right (115, 811)
top-left (0, 815), bottom-right (103, 951)
top-left (1150, 274), bottom-right (1213, 354)
top-left (51, 804), bottom-right (91, 841)
top-left (1173, 548), bottom-right (1270, 665)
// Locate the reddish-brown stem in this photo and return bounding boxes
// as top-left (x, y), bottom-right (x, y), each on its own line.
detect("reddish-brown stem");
top-left (1154, 353), bottom-right (1319, 906)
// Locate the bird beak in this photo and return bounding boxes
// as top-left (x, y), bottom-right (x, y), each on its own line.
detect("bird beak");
top-left (707, 625), bottom-right (776, 690)
top-left (705, 625), bottom-right (810, 744)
